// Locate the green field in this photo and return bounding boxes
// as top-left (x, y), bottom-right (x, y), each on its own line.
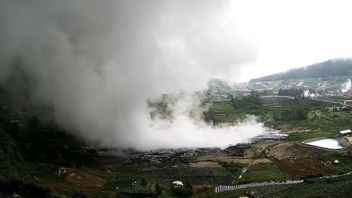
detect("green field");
top-left (242, 162), bottom-right (291, 183)
top-left (288, 131), bottom-right (338, 141)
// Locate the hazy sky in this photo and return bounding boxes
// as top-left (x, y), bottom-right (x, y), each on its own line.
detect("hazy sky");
top-left (232, 0), bottom-right (352, 81)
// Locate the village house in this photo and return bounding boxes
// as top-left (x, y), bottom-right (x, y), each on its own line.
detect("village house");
top-left (344, 100), bottom-right (352, 107)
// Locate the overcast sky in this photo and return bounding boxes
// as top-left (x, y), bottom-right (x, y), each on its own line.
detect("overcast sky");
top-left (231, 0), bottom-right (352, 81)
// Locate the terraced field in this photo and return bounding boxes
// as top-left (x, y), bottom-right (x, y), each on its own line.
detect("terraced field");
top-left (208, 102), bottom-right (236, 114)
top-left (205, 102), bottom-right (239, 123)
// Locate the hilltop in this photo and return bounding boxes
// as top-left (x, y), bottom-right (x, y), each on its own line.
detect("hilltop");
top-left (252, 59), bottom-right (352, 82)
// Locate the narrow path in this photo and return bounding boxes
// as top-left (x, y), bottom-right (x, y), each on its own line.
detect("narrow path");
top-left (215, 171), bottom-right (352, 193)
top-left (234, 159), bottom-right (255, 182)
top-left (215, 180), bottom-right (303, 193)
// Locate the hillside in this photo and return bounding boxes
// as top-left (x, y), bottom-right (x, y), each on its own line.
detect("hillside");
top-left (252, 59), bottom-right (352, 82)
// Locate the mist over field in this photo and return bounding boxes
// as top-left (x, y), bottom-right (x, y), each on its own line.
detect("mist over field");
top-left (0, 0), bottom-right (265, 149)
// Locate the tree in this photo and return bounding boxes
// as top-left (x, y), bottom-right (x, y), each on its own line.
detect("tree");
top-left (155, 183), bottom-right (162, 197)
top-left (140, 177), bottom-right (148, 187)
top-left (278, 88), bottom-right (304, 98)
top-left (140, 177), bottom-right (148, 193)
top-left (231, 91), bottom-right (262, 115)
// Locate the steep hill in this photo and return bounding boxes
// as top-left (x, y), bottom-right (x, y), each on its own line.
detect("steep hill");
top-left (252, 59), bottom-right (352, 82)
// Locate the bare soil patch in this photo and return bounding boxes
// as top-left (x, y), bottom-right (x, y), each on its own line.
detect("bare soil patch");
top-left (267, 142), bottom-right (320, 160)
top-left (41, 168), bottom-right (106, 197)
top-left (277, 158), bottom-right (334, 178)
top-left (250, 163), bottom-right (263, 172)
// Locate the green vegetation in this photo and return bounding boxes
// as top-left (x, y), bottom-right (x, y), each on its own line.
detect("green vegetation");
top-left (242, 163), bottom-right (291, 183)
top-left (155, 183), bottom-right (162, 197)
top-left (273, 107), bottom-right (308, 121)
top-left (220, 161), bottom-right (246, 179)
top-left (0, 129), bottom-right (33, 184)
top-left (288, 131), bottom-right (337, 141)
top-left (140, 177), bottom-right (148, 187)
top-left (278, 88), bottom-right (304, 98)
top-left (231, 91), bottom-right (262, 115)
top-left (319, 154), bottom-right (352, 174)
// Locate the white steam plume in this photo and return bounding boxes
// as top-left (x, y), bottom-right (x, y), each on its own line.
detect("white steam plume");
top-left (0, 0), bottom-right (263, 150)
top-left (139, 95), bottom-right (267, 150)
top-left (341, 78), bottom-right (351, 93)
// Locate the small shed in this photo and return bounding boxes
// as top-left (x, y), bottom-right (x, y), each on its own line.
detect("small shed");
top-left (339, 129), bottom-right (352, 134)
top-left (172, 181), bottom-right (184, 188)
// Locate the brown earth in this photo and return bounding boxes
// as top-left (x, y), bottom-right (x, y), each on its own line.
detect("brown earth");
top-left (41, 168), bottom-right (107, 197)
top-left (277, 158), bottom-right (334, 178)
top-left (249, 163), bottom-right (263, 173)
top-left (267, 142), bottom-right (320, 160)
top-left (346, 136), bottom-right (352, 144)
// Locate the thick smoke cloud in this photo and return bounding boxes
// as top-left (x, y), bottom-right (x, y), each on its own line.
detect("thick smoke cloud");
top-left (0, 0), bottom-right (263, 149)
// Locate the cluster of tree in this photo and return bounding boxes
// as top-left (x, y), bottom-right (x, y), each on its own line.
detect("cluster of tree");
top-left (273, 107), bottom-right (308, 121)
top-left (252, 59), bottom-right (352, 81)
top-left (278, 88), bottom-right (304, 98)
top-left (231, 91), bottom-right (262, 115)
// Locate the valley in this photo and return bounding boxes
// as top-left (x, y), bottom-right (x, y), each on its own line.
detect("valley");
top-left (1, 60), bottom-right (352, 197)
